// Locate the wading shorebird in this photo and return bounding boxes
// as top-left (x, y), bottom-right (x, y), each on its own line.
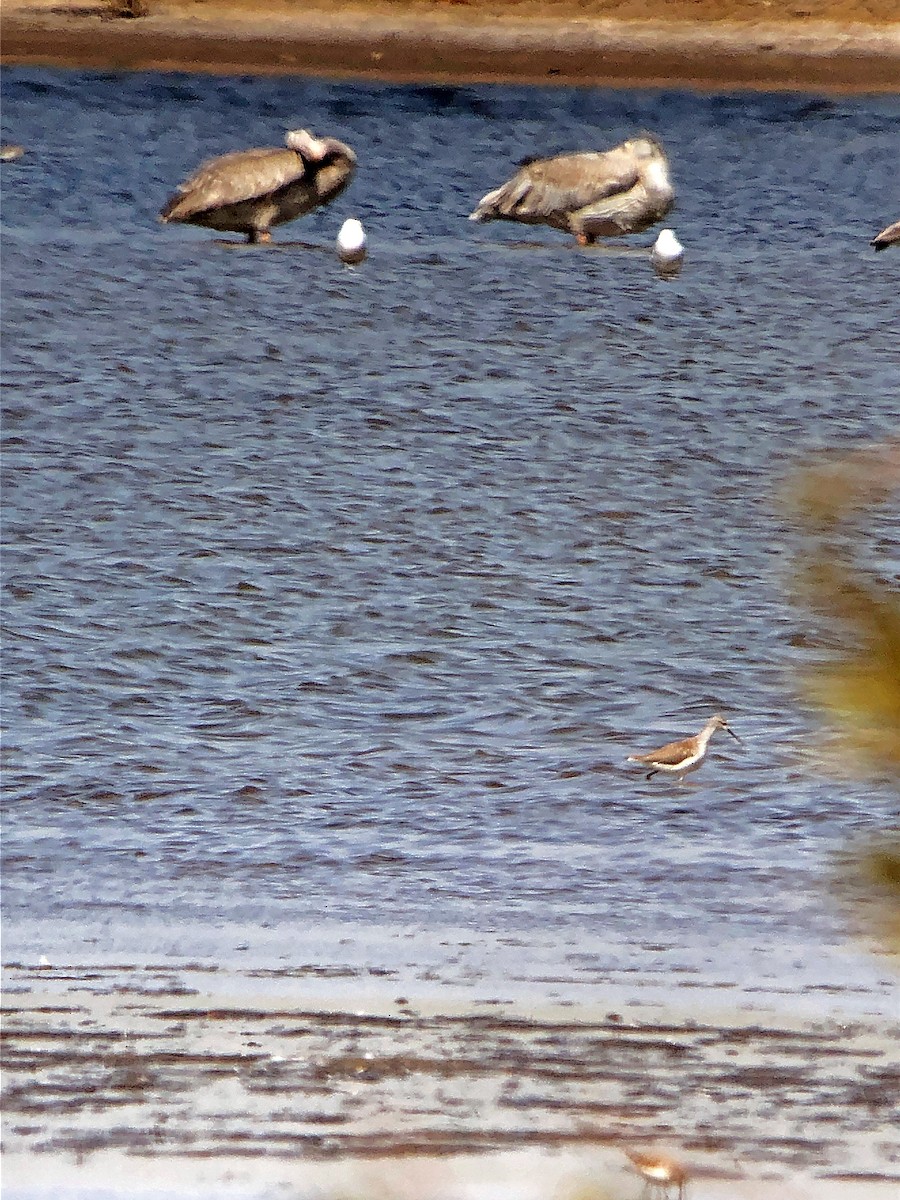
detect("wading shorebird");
top-left (625, 1149), bottom-right (689, 1199)
top-left (468, 134), bottom-right (674, 246)
top-left (871, 219), bottom-right (900, 251)
top-left (160, 128), bottom-right (356, 244)
top-left (627, 714), bottom-right (741, 783)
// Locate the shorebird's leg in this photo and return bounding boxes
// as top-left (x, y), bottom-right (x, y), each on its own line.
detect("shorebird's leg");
top-left (645, 769), bottom-right (658, 781)
top-left (247, 229), bottom-right (272, 245)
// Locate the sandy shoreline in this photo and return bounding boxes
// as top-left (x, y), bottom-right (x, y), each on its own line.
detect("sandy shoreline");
top-left (2, 1), bottom-right (900, 92)
top-left (4, 958), bottom-right (900, 1199)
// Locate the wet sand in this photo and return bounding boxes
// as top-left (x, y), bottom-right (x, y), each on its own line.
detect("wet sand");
top-left (3, 959), bottom-right (899, 1199)
top-left (2, 0), bottom-right (899, 92)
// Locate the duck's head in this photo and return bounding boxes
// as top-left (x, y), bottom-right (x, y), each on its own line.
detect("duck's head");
top-left (286, 129), bottom-right (357, 167)
top-left (625, 133), bottom-right (668, 162)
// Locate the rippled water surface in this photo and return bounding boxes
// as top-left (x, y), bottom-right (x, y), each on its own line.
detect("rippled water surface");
top-left (2, 70), bottom-right (898, 1014)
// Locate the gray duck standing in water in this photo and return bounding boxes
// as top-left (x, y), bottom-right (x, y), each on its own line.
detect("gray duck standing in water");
top-left (469, 134), bottom-right (674, 245)
top-left (871, 219), bottom-right (900, 251)
top-left (159, 128), bottom-right (356, 244)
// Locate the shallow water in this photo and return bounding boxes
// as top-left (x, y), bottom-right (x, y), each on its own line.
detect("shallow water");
top-left (2, 71), bottom-right (899, 1019)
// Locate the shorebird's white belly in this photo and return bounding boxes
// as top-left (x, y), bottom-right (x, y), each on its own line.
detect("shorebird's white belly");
top-left (644, 1164), bottom-right (675, 1181)
top-left (658, 751), bottom-right (702, 774)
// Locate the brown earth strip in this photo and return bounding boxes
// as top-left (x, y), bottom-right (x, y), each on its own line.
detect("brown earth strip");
top-left (2, 1), bottom-right (900, 92)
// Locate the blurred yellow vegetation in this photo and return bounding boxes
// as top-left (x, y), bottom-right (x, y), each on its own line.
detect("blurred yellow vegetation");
top-left (785, 440), bottom-right (900, 956)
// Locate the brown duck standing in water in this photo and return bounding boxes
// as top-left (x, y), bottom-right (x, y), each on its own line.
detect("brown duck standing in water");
top-left (159, 128), bottom-right (356, 244)
top-left (469, 133), bottom-right (674, 245)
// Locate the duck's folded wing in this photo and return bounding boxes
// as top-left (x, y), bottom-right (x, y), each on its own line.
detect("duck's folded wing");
top-left (503, 152), bottom-right (641, 218)
top-left (160, 148), bottom-right (306, 221)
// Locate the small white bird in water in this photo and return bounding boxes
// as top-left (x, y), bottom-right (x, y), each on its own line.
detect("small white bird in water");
top-left (651, 228), bottom-right (684, 274)
top-left (337, 217), bottom-right (367, 264)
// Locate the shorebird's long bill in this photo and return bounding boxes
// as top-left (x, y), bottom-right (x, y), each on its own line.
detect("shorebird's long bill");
top-left (725, 726), bottom-right (743, 745)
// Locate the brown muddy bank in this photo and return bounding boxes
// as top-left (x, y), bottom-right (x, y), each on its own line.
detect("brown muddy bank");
top-left (2, 0), bottom-right (900, 92)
